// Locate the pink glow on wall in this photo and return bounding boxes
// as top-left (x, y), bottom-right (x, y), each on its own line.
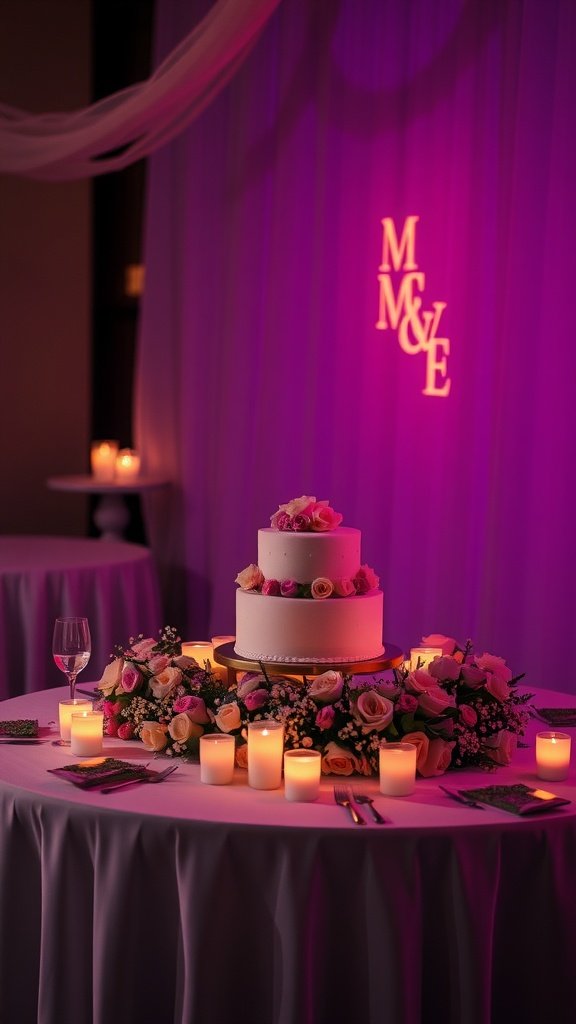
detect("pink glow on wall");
top-left (376, 216), bottom-right (451, 396)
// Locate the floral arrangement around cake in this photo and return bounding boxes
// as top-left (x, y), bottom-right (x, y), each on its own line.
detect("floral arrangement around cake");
top-left (235, 495), bottom-right (379, 599)
top-left (97, 628), bottom-right (532, 777)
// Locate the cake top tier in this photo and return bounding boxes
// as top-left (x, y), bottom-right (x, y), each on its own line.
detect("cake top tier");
top-left (270, 495), bottom-right (343, 532)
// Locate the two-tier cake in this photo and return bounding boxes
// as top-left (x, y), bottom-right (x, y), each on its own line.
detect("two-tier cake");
top-left (234, 495), bottom-right (384, 663)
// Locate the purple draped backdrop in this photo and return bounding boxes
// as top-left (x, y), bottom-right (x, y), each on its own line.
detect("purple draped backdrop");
top-left (136, 0), bottom-right (576, 688)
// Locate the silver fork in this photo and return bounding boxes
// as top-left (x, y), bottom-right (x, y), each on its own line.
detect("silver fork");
top-left (334, 786), bottom-right (366, 825)
top-left (101, 764), bottom-right (179, 794)
top-left (352, 790), bottom-right (388, 824)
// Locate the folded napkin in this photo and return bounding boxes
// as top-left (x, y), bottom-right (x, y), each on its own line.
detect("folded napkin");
top-left (535, 708), bottom-right (576, 727)
top-left (0, 718), bottom-right (38, 738)
top-left (48, 757), bottom-right (150, 789)
top-left (460, 783), bottom-right (570, 816)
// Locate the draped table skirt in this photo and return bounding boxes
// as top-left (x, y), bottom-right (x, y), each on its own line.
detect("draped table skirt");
top-left (1, 686), bottom-right (576, 1024)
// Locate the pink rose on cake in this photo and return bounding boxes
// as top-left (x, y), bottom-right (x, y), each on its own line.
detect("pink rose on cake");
top-left (310, 502), bottom-right (343, 532)
top-left (235, 563), bottom-right (264, 591)
top-left (262, 578), bottom-right (281, 596)
top-left (280, 579), bottom-right (299, 598)
top-left (353, 564), bottom-right (379, 594)
top-left (309, 670), bottom-right (344, 703)
top-left (311, 577), bottom-right (334, 600)
top-left (332, 577), bottom-right (355, 597)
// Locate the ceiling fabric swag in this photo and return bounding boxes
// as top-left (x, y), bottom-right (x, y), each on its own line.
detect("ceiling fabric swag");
top-left (0, 0), bottom-right (282, 181)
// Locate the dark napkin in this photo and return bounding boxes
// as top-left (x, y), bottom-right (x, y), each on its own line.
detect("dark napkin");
top-left (48, 757), bottom-right (150, 789)
top-left (535, 708), bottom-right (576, 727)
top-left (461, 783), bottom-right (570, 816)
top-left (0, 719), bottom-right (38, 738)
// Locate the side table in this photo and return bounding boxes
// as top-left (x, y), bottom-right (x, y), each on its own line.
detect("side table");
top-left (47, 475), bottom-right (170, 541)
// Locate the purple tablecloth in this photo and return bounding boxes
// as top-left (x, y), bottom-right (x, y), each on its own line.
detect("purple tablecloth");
top-left (0, 537), bottom-right (162, 698)
top-left (1, 686), bottom-right (576, 1024)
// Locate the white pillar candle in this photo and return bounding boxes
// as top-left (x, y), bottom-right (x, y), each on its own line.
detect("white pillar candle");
top-left (248, 721), bottom-right (284, 790)
top-left (70, 710), bottom-right (104, 756)
top-left (90, 440), bottom-right (119, 481)
top-left (114, 448), bottom-right (141, 481)
top-left (58, 698), bottom-right (93, 742)
top-left (409, 647), bottom-right (443, 671)
top-left (379, 741), bottom-right (417, 796)
top-left (200, 733), bottom-right (235, 785)
top-left (182, 641), bottom-right (214, 669)
top-left (284, 749), bottom-right (321, 802)
top-left (536, 731), bottom-right (571, 781)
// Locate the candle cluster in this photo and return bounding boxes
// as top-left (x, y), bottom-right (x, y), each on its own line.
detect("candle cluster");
top-left (90, 440), bottom-right (141, 482)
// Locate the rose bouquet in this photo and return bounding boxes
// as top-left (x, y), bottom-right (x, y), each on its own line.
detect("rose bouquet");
top-left (97, 628), bottom-right (532, 776)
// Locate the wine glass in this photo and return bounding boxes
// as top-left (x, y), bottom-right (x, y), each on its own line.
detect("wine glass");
top-left (53, 617), bottom-right (91, 700)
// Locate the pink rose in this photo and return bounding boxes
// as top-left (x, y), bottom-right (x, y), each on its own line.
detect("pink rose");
top-left (172, 654), bottom-right (200, 670)
top-left (315, 705), bottom-right (335, 730)
top-left (235, 743), bottom-right (248, 768)
top-left (121, 664), bottom-right (143, 694)
top-left (353, 564), bottom-right (379, 594)
top-left (117, 722), bottom-right (134, 740)
top-left (270, 511), bottom-right (292, 531)
top-left (149, 666), bottom-right (182, 699)
top-left (102, 699), bottom-right (117, 716)
top-left (475, 653), bottom-right (512, 685)
top-left (308, 670), bottom-right (344, 703)
top-left (484, 674), bottom-right (511, 702)
top-left (459, 704), bottom-right (477, 727)
top-left (418, 687), bottom-right (456, 717)
top-left (396, 693), bottom-right (419, 714)
top-left (321, 741), bottom-right (359, 776)
top-left (310, 503), bottom-right (343, 532)
top-left (262, 579), bottom-right (281, 596)
top-left (140, 721), bottom-right (168, 752)
top-left (333, 578), bottom-right (355, 597)
top-left (421, 634), bottom-right (457, 656)
top-left (147, 654), bottom-right (169, 675)
top-left (419, 737), bottom-right (455, 777)
top-left (461, 665), bottom-right (487, 689)
top-left (483, 730), bottom-right (517, 766)
top-left (131, 638), bottom-right (157, 659)
top-left (401, 731), bottom-right (430, 773)
top-left (280, 579), bottom-right (299, 597)
top-left (105, 719), bottom-right (119, 737)
top-left (172, 694), bottom-right (209, 723)
top-left (311, 577), bottom-right (334, 600)
top-left (237, 672), bottom-right (266, 698)
top-left (244, 688), bottom-right (269, 712)
top-left (428, 656), bottom-right (461, 682)
top-left (235, 563), bottom-right (264, 591)
top-left (404, 669), bottom-right (435, 695)
top-left (292, 513), bottom-right (312, 531)
top-left (353, 690), bottom-right (394, 733)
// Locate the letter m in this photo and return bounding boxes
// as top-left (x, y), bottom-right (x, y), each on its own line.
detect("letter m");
top-left (379, 215), bottom-right (419, 272)
top-left (376, 271), bottom-right (425, 331)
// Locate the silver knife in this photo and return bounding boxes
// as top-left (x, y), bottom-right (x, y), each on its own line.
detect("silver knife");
top-left (439, 784), bottom-right (485, 809)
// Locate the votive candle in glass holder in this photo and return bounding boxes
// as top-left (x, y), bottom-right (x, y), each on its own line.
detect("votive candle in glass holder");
top-left (409, 647), bottom-right (443, 671)
top-left (58, 698), bottom-right (93, 743)
top-left (114, 448), bottom-right (141, 481)
top-left (90, 440), bottom-right (119, 482)
top-left (182, 641), bottom-right (214, 669)
top-left (536, 731), bottom-right (571, 781)
top-left (70, 710), bottom-right (104, 757)
top-left (284, 749), bottom-right (321, 802)
top-left (248, 721), bottom-right (284, 789)
top-left (200, 733), bottom-right (235, 785)
top-left (379, 741), bottom-right (417, 796)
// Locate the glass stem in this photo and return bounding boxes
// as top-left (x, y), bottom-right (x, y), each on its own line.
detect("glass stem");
top-left (69, 673), bottom-right (77, 701)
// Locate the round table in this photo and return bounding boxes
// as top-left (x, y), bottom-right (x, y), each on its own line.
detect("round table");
top-left (0, 537), bottom-right (162, 698)
top-left (1, 685), bottom-right (575, 1024)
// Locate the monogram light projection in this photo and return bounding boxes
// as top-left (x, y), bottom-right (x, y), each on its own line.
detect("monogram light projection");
top-left (376, 216), bottom-right (451, 396)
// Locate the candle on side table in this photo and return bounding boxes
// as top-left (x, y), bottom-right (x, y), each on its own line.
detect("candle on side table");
top-left (379, 741), bottom-right (417, 796)
top-left (248, 721), bottom-right (284, 789)
top-left (182, 641), bottom-right (214, 669)
top-left (200, 733), bottom-right (235, 784)
top-left (71, 710), bottom-right (104, 757)
top-left (115, 449), bottom-right (141, 481)
top-left (284, 749), bottom-right (321, 801)
top-left (91, 440), bottom-right (119, 482)
top-left (58, 698), bottom-right (93, 743)
top-left (409, 647), bottom-right (442, 671)
top-left (536, 731), bottom-right (571, 781)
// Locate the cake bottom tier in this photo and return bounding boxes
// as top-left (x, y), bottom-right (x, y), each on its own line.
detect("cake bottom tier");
top-left (235, 589), bottom-right (384, 663)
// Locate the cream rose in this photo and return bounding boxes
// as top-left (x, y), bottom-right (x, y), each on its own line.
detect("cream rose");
top-left (353, 690), bottom-right (394, 732)
top-left (214, 700), bottom-right (242, 733)
top-left (149, 666), bottom-right (182, 699)
top-left (311, 577), bottom-right (334, 600)
top-left (308, 670), bottom-right (344, 704)
top-left (279, 495), bottom-right (317, 517)
top-left (321, 741), bottom-right (358, 776)
top-left (98, 656), bottom-right (124, 696)
top-left (235, 563), bottom-right (265, 591)
top-left (168, 713), bottom-right (204, 744)
top-left (140, 721), bottom-right (168, 752)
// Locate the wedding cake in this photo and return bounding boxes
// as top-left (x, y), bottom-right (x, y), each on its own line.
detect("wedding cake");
top-left (234, 496), bottom-right (384, 663)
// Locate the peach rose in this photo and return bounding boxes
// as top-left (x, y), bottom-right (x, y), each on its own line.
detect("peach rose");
top-left (321, 741), bottom-right (358, 776)
top-left (333, 578), bottom-right (355, 597)
top-left (418, 687), bottom-right (456, 717)
top-left (235, 563), bottom-right (264, 591)
top-left (310, 503), bottom-right (343, 532)
top-left (214, 700), bottom-right (242, 733)
top-left (140, 721), bottom-right (168, 752)
top-left (484, 730), bottom-right (517, 766)
top-left (311, 577), bottom-right (334, 600)
top-left (353, 690), bottom-right (394, 732)
top-left (308, 670), bottom-right (344, 704)
top-left (149, 667), bottom-right (182, 699)
top-left (421, 634), bottom-right (457, 656)
top-left (401, 731), bottom-right (430, 773)
top-left (168, 713), bottom-right (204, 744)
top-left (131, 638), bottom-right (157, 659)
top-left (419, 737), bottom-right (455, 777)
top-left (172, 654), bottom-right (200, 670)
top-left (235, 743), bottom-right (248, 768)
top-left (147, 654), bottom-right (170, 675)
top-left (98, 657), bottom-right (124, 696)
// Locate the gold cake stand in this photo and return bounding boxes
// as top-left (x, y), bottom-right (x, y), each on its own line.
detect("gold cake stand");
top-left (212, 641), bottom-right (404, 687)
